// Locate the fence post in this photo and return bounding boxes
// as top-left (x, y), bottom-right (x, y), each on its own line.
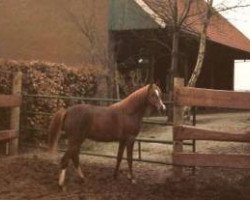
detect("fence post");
top-left (9, 71), bottom-right (22, 155)
top-left (173, 78), bottom-right (184, 176)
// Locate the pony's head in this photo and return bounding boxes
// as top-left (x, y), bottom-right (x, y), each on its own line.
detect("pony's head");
top-left (147, 84), bottom-right (166, 112)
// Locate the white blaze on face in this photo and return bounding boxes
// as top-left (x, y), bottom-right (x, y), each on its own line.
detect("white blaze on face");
top-left (155, 89), bottom-right (166, 111)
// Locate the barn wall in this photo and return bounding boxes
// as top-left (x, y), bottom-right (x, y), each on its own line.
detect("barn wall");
top-left (0, 0), bottom-right (109, 66)
top-left (113, 30), bottom-right (237, 93)
top-left (178, 38), bottom-right (235, 91)
top-left (196, 42), bottom-right (234, 90)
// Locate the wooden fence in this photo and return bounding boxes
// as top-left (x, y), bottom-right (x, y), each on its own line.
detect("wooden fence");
top-left (172, 78), bottom-right (250, 174)
top-left (0, 72), bottom-right (22, 155)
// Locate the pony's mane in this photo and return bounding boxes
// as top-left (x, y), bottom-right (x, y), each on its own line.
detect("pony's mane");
top-left (110, 85), bottom-right (149, 114)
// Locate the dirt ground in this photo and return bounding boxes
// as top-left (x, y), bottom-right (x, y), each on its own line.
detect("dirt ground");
top-left (1, 112), bottom-right (250, 200)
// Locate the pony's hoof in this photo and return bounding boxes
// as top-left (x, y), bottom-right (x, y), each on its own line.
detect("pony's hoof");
top-left (127, 173), bottom-right (137, 184)
top-left (127, 173), bottom-right (133, 180)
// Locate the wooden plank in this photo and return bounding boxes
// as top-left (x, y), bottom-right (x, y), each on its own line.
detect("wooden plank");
top-left (0, 95), bottom-right (21, 107)
top-left (173, 153), bottom-right (250, 169)
top-left (9, 71), bottom-right (22, 155)
top-left (0, 130), bottom-right (18, 141)
top-left (173, 78), bottom-right (185, 150)
top-left (174, 125), bottom-right (250, 143)
top-left (0, 141), bottom-right (7, 154)
top-left (174, 87), bottom-right (250, 109)
top-left (173, 78), bottom-right (185, 176)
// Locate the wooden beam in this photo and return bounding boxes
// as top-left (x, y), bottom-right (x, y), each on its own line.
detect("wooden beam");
top-left (173, 78), bottom-right (185, 176)
top-left (173, 153), bottom-right (250, 169)
top-left (0, 95), bottom-right (21, 107)
top-left (9, 71), bottom-right (22, 155)
top-left (174, 87), bottom-right (250, 109)
top-left (174, 125), bottom-right (250, 143)
top-left (0, 130), bottom-right (18, 141)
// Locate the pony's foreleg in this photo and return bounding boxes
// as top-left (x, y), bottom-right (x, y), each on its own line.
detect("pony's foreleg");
top-left (126, 139), bottom-right (136, 184)
top-left (114, 140), bottom-right (126, 179)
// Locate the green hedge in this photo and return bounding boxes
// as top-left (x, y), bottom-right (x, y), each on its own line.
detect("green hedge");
top-left (0, 59), bottom-right (101, 143)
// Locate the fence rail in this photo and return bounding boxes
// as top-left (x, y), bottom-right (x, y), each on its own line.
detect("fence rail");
top-left (23, 94), bottom-right (121, 103)
top-left (0, 72), bottom-right (22, 155)
top-left (174, 125), bottom-right (250, 143)
top-left (0, 130), bottom-right (18, 141)
top-left (175, 86), bottom-right (250, 109)
top-left (0, 95), bottom-right (22, 107)
top-left (173, 77), bottom-right (250, 175)
top-left (173, 153), bottom-right (250, 169)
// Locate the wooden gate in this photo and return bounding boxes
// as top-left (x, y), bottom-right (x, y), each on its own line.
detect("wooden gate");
top-left (172, 78), bottom-right (250, 174)
top-left (0, 72), bottom-right (22, 155)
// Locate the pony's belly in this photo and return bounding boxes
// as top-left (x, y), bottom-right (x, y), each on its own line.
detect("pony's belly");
top-left (87, 129), bottom-right (122, 142)
top-left (85, 112), bottom-right (124, 142)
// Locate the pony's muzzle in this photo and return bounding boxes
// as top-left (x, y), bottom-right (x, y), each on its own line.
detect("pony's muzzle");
top-left (157, 102), bottom-right (166, 112)
top-left (161, 104), bottom-right (166, 111)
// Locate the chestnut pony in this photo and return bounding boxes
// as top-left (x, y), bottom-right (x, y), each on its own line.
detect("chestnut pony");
top-left (48, 84), bottom-right (165, 189)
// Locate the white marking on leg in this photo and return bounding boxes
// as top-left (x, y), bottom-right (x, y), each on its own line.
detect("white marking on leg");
top-left (77, 166), bottom-right (85, 179)
top-left (59, 169), bottom-right (66, 186)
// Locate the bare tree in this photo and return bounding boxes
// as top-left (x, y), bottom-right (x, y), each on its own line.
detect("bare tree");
top-left (142, 0), bottom-right (250, 120)
top-left (188, 0), bottom-right (214, 87)
top-left (183, 0), bottom-right (250, 118)
top-left (57, 0), bottom-right (117, 98)
top-left (188, 0), bottom-right (250, 87)
top-left (146, 0), bottom-right (193, 120)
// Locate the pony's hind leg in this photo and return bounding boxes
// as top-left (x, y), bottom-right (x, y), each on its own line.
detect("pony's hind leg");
top-left (59, 150), bottom-right (72, 190)
top-left (72, 145), bottom-right (85, 182)
top-left (58, 144), bottom-right (82, 189)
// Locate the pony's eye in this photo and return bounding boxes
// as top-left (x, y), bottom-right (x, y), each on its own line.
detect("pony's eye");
top-left (152, 93), bottom-right (158, 98)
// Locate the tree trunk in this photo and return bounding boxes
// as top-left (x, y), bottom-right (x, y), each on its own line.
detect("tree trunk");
top-left (188, 0), bottom-right (214, 87)
top-left (185, 0), bottom-right (214, 118)
top-left (168, 29), bottom-right (180, 122)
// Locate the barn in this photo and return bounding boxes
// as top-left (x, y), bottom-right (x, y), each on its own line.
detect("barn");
top-left (0, 0), bottom-right (250, 94)
top-left (110, 0), bottom-right (250, 92)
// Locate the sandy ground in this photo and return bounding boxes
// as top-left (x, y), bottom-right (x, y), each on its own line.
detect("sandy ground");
top-left (1, 112), bottom-right (250, 200)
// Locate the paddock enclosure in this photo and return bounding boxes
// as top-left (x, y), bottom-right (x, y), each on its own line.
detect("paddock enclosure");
top-left (173, 78), bottom-right (250, 173)
top-left (0, 72), bottom-right (22, 155)
top-left (1, 75), bottom-right (250, 199)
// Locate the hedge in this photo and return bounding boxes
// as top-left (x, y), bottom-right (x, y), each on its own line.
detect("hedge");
top-left (0, 59), bottom-right (101, 143)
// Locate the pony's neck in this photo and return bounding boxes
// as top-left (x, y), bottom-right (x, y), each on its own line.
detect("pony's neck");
top-left (110, 85), bottom-right (149, 117)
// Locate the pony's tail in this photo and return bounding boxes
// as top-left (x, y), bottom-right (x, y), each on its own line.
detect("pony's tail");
top-left (48, 108), bottom-right (66, 153)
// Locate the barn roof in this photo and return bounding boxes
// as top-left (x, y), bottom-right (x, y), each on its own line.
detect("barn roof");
top-left (135, 0), bottom-right (250, 54)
